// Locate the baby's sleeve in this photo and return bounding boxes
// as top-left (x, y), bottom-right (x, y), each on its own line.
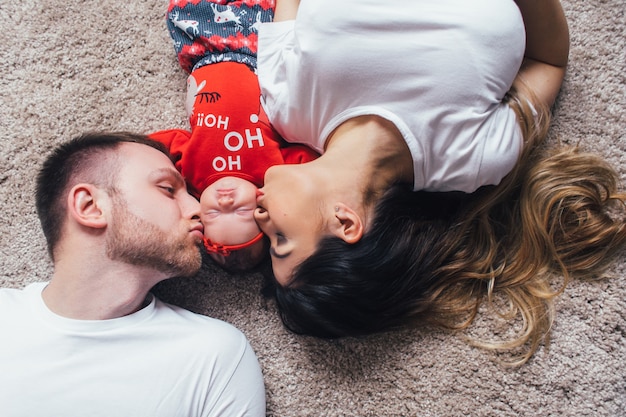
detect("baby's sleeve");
top-left (280, 144), bottom-right (320, 164)
top-left (148, 129), bottom-right (192, 169)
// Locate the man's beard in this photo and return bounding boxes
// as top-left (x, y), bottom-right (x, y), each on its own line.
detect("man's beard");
top-left (106, 197), bottom-right (202, 278)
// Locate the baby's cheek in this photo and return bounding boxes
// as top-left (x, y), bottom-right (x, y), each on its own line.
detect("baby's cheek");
top-left (200, 219), bottom-right (218, 238)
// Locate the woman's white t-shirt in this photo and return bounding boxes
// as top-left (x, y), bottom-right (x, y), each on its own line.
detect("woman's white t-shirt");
top-left (258, 0), bottom-right (525, 192)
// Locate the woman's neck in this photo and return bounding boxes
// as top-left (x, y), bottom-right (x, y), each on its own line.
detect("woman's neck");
top-left (323, 115), bottom-right (414, 192)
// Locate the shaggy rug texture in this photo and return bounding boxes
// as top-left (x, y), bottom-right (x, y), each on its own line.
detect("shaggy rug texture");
top-left (1, 1), bottom-right (624, 415)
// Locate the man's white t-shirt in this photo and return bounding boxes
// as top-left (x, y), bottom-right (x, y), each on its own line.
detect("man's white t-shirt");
top-left (0, 282), bottom-right (266, 417)
top-left (258, 0), bottom-right (525, 192)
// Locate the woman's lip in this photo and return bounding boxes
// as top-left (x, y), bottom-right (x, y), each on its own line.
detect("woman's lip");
top-left (256, 189), bottom-right (264, 204)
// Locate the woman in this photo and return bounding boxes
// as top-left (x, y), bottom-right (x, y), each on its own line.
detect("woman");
top-left (254, 0), bottom-right (626, 364)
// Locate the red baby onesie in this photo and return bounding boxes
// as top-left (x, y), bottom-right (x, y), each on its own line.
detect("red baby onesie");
top-left (150, 62), bottom-right (318, 197)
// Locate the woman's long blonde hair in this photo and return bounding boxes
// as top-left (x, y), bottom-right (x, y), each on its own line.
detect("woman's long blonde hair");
top-left (425, 85), bottom-right (626, 365)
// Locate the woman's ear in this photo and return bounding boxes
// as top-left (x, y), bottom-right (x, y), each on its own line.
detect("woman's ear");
top-left (330, 203), bottom-right (364, 244)
top-left (67, 184), bottom-right (108, 229)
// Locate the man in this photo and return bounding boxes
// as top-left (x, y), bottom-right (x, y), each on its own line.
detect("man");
top-left (0, 132), bottom-right (265, 416)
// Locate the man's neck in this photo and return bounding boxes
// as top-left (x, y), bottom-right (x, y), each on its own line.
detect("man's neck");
top-left (43, 261), bottom-right (162, 320)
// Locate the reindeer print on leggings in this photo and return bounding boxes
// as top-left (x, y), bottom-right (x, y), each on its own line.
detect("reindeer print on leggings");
top-left (167, 0), bottom-right (275, 72)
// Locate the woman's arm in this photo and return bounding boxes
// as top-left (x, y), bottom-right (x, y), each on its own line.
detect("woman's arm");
top-left (513, 0), bottom-right (570, 108)
top-left (273, 0), bottom-right (300, 21)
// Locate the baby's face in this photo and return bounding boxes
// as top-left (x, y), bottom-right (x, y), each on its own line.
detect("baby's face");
top-left (200, 177), bottom-right (261, 245)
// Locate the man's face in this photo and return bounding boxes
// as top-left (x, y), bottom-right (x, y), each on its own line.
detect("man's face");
top-left (105, 143), bottom-right (204, 278)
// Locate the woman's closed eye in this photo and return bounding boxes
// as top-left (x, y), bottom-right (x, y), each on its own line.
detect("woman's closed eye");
top-left (276, 233), bottom-right (287, 245)
top-left (269, 233), bottom-right (291, 259)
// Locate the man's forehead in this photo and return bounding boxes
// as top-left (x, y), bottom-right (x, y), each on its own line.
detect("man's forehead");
top-left (117, 142), bottom-right (183, 183)
top-left (118, 142), bottom-right (172, 166)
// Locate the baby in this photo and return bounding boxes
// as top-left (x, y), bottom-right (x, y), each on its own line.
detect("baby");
top-left (151, 0), bottom-right (317, 272)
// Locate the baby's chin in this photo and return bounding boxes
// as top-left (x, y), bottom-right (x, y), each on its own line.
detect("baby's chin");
top-left (204, 230), bottom-right (262, 247)
top-left (206, 236), bottom-right (268, 272)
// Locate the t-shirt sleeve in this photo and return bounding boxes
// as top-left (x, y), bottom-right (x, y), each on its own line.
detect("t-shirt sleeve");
top-left (257, 21), bottom-right (299, 143)
top-left (203, 340), bottom-right (266, 417)
top-left (472, 104), bottom-right (523, 192)
top-left (148, 129), bottom-right (192, 169)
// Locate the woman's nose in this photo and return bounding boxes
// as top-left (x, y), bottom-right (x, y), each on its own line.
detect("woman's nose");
top-left (254, 207), bottom-right (268, 222)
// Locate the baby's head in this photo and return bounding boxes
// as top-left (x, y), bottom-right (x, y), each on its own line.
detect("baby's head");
top-left (200, 176), bottom-right (268, 272)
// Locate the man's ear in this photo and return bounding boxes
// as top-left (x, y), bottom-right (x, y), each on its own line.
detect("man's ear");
top-left (67, 184), bottom-right (108, 229)
top-left (330, 203), bottom-right (364, 244)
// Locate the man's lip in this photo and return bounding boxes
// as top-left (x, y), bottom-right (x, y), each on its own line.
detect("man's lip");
top-left (256, 189), bottom-right (264, 204)
top-left (190, 224), bottom-right (204, 238)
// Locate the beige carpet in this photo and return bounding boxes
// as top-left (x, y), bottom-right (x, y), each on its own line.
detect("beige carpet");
top-left (1, 1), bottom-right (624, 416)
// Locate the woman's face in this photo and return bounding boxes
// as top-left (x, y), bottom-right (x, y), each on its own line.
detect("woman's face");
top-left (254, 164), bottom-right (328, 285)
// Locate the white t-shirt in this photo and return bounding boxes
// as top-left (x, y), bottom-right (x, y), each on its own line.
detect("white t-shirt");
top-left (0, 282), bottom-right (265, 417)
top-left (258, 0), bottom-right (525, 192)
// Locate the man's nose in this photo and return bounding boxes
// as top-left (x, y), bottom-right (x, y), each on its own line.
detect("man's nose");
top-left (183, 193), bottom-right (201, 219)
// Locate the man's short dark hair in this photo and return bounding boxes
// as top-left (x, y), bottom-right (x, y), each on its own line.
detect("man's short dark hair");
top-left (35, 132), bottom-right (170, 259)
